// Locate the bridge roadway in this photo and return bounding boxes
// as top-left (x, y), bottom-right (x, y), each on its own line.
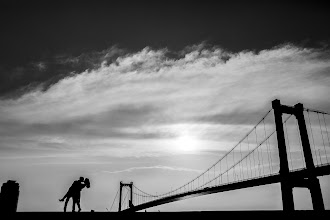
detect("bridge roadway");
top-left (123, 164), bottom-right (330, 212)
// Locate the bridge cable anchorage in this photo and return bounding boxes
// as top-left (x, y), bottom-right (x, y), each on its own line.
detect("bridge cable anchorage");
top-left (110, 188), bottom-right (119, 212)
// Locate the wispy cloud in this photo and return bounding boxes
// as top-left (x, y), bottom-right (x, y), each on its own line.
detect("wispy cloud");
top-left (100, 165), bottom-right (203, 174)
top-left (56, 45), bottom-right (126, 68)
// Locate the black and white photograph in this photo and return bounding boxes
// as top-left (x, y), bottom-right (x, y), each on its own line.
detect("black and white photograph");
top-left (0, 0), bottom-right (329, 216)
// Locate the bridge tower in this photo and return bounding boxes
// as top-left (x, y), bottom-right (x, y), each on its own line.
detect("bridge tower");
top-left (118, 181), bottom-right (133, 212)
top-left (272, 99), bottom-right (325, 211)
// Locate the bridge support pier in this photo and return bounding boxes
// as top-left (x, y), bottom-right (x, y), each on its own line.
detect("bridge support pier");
top-left (272, 99), bottom-right (324, 211)
top-left (309, 177), bottom-right (324, 211)
top-left (280, 180), bottom-right (295, 211)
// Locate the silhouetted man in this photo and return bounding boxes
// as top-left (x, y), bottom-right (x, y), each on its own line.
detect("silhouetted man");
top-left (59, 177), bottom-right (90, 212)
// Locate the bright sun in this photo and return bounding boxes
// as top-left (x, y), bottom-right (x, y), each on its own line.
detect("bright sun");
top-left (174, 135), bottom-right (199, 152)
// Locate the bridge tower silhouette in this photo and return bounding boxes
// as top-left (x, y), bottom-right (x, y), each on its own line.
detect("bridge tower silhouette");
top-left (272, 99), bottom-right (324, 211)
top-left (118, 181), bottom-right (133, 212)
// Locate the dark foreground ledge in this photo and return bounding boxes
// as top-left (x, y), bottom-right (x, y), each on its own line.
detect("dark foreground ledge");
top-left (2, 211), bottom-right (330, 220)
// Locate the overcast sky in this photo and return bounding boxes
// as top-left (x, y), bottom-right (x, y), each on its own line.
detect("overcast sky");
top-left (0, 0), bottom-right (330, 211)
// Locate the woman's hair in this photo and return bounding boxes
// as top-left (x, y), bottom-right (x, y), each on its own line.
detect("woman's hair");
top-left (85, 178), bottom-right (90, 188)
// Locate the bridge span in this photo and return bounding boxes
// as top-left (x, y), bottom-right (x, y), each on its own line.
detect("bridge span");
top-left (112, 99), bottom-right (330, 211)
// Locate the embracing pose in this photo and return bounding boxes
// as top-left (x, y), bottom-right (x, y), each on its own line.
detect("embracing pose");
top-left (59, 177), bottom-right (90, 212)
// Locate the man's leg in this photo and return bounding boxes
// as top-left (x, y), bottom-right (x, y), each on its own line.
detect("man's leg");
top-left (64, 197), bottom-right (70, 212)
top-left (59, 190), bottom-right (69, 202)
top-left (77, 197), bottom-right (81, 212)
top-left (72, 197), bottom-right (76, 212)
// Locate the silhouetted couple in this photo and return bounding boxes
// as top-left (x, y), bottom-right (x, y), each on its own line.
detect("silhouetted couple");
top-left (59, 177), bottom-right (90, 212)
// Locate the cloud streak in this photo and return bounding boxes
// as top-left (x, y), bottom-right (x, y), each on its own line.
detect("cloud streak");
top-left (100, 165), bottom-right (203, 174)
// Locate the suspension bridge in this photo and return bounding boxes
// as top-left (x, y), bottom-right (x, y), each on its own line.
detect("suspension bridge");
top-left (110, 99), bottom-right (330, 212)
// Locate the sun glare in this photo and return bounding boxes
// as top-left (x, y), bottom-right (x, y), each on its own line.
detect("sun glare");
top-left (174, 135), bottom-right (199, 152)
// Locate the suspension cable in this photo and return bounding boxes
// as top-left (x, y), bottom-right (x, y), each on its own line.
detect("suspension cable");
top-left (122, 189), bottom-right (130, 209)
top-left (110, 188), bottom-right (119, 212)
top-left (131, 108), bottom-right (291, 201)
top-left (317, 113), bottom-right (328, 164)
top-left (195, 114), bottom-right (293, 189)
top-left (304, 107), bottom-right (330, 116)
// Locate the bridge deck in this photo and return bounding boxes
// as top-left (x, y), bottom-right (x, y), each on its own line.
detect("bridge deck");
top-left (124, 164), bottom-right (330, 212)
